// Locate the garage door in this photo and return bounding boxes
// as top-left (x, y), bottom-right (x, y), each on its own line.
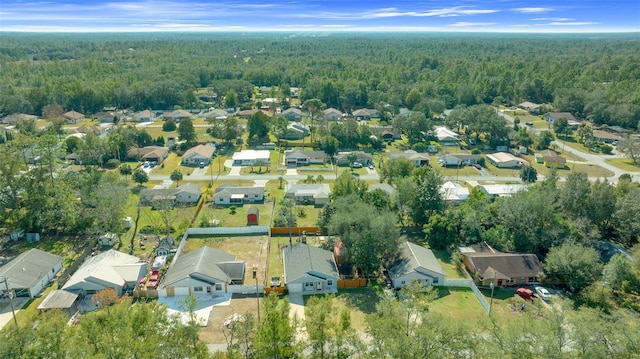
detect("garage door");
top-left (287, 160), bottom-right (297, 169)
top-left (174, 287), bottom-right (190, 296)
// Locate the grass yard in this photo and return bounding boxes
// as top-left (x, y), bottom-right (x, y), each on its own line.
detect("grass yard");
top-left (200, 296), bottom-right (262, 344)
top-left (150, 153), bottom-right (197, 177)
top-left (606, 157), bottom-right (640, 172)
top-left (557, 163), bottom-right (614, 178)
top-left (432, 249), bottom-right (467, 278)
top-left (198, 200), bottom-right (275, 227)
top-left (435, 164), bottom-right (480, 178)
top-left (328, 287), bottom-right (380, 332)
top-left (267, 236), bottom-right (286, 281)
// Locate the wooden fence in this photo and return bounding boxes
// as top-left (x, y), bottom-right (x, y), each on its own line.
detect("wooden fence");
top-left (338, 279), bottom-right (367, 289)
top-left (264, 286), bottom-right (287, 295)
top-left (270, 227), bottom-right (321, 236)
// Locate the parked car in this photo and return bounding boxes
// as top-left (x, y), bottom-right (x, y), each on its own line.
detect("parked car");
top-left (199, 161), bottom-right (205, 168)
top-left (474, 163), bottom-right (482, 170)
top-left (535, 286), bottom-right (552, 301)
top-left (525, 122), bottom-right (533, 126)
top-left (368, 164), bottom-right (374, 170)
top-left (517, 287), bottom-right (535, 302)
top-left (351, 162), bottom-right (363, 168)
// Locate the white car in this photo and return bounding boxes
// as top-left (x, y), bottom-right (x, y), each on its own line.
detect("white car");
top-left (535, 286), bottom-right (552, 301)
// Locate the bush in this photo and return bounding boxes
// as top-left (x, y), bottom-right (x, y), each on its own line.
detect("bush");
top-left (104, 158), bottom-right (120, 169)
top-left (471, 148), bottom-right (481, 155)
top-left (412, 142), bottom-right (428, 153)
top-left (229, 205), bottom-right (237, 215)
top-left (477, 157), bottom-right (486, 166)
top-left (162, 120), bottom-right (177, 131)
top-left (601, 144), bottom-right (613, 154)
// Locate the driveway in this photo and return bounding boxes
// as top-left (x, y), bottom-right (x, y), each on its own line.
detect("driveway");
top-left (159, 294), bottom-right (232, 327)
top-left (0, 297), bottom-right (28, 330)
top-left (288, 293), bottom-right (307, 340)
top-left (286, 169), bottom-right (298, 176)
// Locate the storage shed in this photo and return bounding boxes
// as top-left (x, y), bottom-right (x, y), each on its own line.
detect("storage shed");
top-left (247, 206), bottom-right (259, 226)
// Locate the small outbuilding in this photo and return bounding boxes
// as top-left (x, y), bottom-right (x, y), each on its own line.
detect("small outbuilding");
top-left (247, 206), bottom-right (259, 226)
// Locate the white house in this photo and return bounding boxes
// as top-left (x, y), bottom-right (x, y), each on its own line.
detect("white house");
top-left (62, 249), bottom-right (146, 296)
top-left (477, 184), bottom-right (528, 198)
top-left (434, 126), bottom-right (459, 145)
top-left (389, 150), bottom-right (430, 167)
top-left (284, 150), bottom-right (327, 167)
top-left (232, 150), bottom-right (271, 166)
top-left (139, 183), bottom-right (202, 206)
top-left (160, 246), bottom-right (245, 296)
top-left (284, 183), bottom-right (331, 206)
top-left (389, 241), bottom-right (445, 289)
top-left (214, 185), bottom-right (265, 206)
top-left (181, 144), bottom-right (215, 166)
top-left (283, 243), bottom-right (338, 295)
top-left (486, 152), bottom-right (528, 168)
top-left (441, 181), bottom-right (470, 204)
top-left (0, 249), bottom-right (62, 298)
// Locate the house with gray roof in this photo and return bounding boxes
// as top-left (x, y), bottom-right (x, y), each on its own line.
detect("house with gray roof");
top-left (389, 150), bottom-right (430, 167)
top-left (0, 248), bottom-right (62, 298)
top-left (284, 183), bottom-right (331, 206)
top-left (335, 151), bottom-right (373, 166)
top-left (388, 241), bottom-right (445, 289)
top-left (282, 107), bottom-right (303, 121)
top-left (214, 185), bottom-right (264, 206)
top-left (139, 183), bottom-right (202, 207)
top-left (62, 249), bottom-right (145, 296)
top-left (283, 243), bottom-right (338, 295)
top-left (160, 246), bottom-right (245, 296)
top-left (284, 149), bottom-right (327, 167)
top-left (323, 108), bottom-right (343, 121)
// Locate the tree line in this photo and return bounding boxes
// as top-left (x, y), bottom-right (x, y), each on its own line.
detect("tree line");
top-left (1, 33), bottom-right (639, 129)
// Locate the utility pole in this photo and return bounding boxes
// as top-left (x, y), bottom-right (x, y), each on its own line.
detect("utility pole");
top-left (489, 278), bottom-right (495, 316)
top-left (253, 265), bottom-right (260, 322)
top-left (0, 277), bottom-right (18, 327)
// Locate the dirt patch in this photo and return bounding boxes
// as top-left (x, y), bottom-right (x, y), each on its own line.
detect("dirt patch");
top-left (199, 295), bottom-right (262, 344)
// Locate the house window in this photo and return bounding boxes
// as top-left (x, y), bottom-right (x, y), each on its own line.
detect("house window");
top-left (528, 277), bottom-right (538, 283)
top-left (327, 280), bottom-right (333, 286)
top-left (215, 284), bottom-right (222, 291)
top-left (401, 281), bottom-right (406, 285)
top-left (207, 286), bottom-right (212, 293)
top-left (432, 277), bottom-right (439, 284)
top-left (194, 286), bottom-right (203, 292)
top-left (506, 278), bottom-right (514, 284)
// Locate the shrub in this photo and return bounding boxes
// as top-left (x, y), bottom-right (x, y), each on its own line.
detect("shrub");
top-left (162, 120), bottom-right (177, 131)
top-left (229, 205), bottom-right (237, 215)
top-left (105, 158), bottom-right (120, 169)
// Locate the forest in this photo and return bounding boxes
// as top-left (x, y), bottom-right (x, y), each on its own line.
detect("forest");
top-left (1, 32), bottom-right (639, 129)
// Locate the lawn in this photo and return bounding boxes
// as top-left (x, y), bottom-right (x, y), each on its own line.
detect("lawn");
top-left (435, 164), bottom-right (480, 178)
top-left (432, 249), bottom-right (467, 278)
top-left (150, 153), bottom-right (197, 177)
top-left (606, 157), bottom-right (640, 172)
top-left (557, 163), bottom-right (614, 178)
top-left (267, 236), bottom-right (286, 281)
top-left (328, 287), bottom-right (380, 332)
top-left (238, 150), bottom-right (285, 175)
top-left (198, 200), bottom-right (275, 227)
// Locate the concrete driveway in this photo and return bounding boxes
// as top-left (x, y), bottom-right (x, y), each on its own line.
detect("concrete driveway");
top-left (0, 297), bottom-right (28, 330)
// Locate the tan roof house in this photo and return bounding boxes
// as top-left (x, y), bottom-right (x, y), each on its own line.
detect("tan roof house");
top-left (181, 144), bottom-right (215, 166)
top-left (63, 110), bottom-right (85, 124)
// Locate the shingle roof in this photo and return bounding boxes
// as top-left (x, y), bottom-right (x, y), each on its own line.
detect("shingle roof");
top-left (62, 249), bottom-right (143, 291)
top-left (37, 290), bottom-right (78, 310)
top-left (389, 242), bottom-right (444, 280)
top-left (183, 144), bottom-right (215, 159)
top-left (0, 249), bottom-right (62, 289)
top-left (464, 252), bottom-right (543, 280)
top-left (162, 246), bottom-right (242, 286)
top-left (283, 243), bottom-right (338, 282)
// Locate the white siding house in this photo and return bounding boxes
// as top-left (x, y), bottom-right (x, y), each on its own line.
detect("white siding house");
top-left (283, 244), bottom-right (338, 295)
top-left (0, 249), bottom-right (63, 298)
top-left (389, 242), bottom-right (445, 289)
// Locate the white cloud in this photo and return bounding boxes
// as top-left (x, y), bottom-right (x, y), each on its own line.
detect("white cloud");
top-left (532, 18), bottom-right (573, 21)
top-left (514, 7), bottom-right (553, 14)
top-left (295, 6), bottom-right (499, 20)
top-left (448, 22), bottom-right (497, 27)
top-left (547, 22), bottom-right (598, 26)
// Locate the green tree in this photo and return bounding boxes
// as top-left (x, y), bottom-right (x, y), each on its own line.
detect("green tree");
top-left (544, 243), bottom-right (603, 292)
top-left (224, 90), bottom-right (238, 109)
top-left (536, 130), bottom-right (555, 150)
top-left (404, 88), bottom-right (422, 110)
top-left (248, 111), bottom-right (270, 141)
top-left (410, 166), bottom-right (444, 228)
top-left (132, 168), bottom-right (149, 185)
top-left (331, 171), bottom-right (367, 199)
top-left (617, 135), bottom-right (640, 165)
top-left (380, 157), bottom-right (414, 185)
top-left (37, 133), bottom-right (63, 183)
top-left (162, 119), bottom-right (177, 131)
top-left (613, 189), bottom-right (640, 246)
top-left (423, 213), bottom-right (459, 250)
top-left (515, 127), bottom-right (533, 147)
top-left (119, 163), bottom-right (132, 179)
top-left (178, 118), bottom-right (197, 144)
top-left (553, 117), bottom-right (570, 138)
top-left (253, 295), bottom-right (298, 359)
top-left (170, 169), bottom-right (183, 185)
top-left (520, 165), bottom-right (538, 183)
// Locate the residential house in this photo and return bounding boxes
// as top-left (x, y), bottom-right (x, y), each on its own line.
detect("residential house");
top-left (543, 112), bottom-right (577, 125)
top-left (282, 243), bottom-right (338, 295)
top-left (247, 207), bottom-right (259, 226)
top-left (163, 109), bottom-right (192, 122)
top-left (461, 243), bottom-right (543, 287)
top-left (389, 150), bottom-right (430, 167)
top-left (335, 151), bottom-right (373, 166)
top-left (437, 153), bottom-right (480, 167)
top-left (592, 130), bottom-right (620, 144)
top-left (284, 150), bottom-right (327, 168)
top-left (203, 108), bottom-right (228, 120)
top-left (486, 152), bottom-right (528, 168)
top-left (389, 241), bottom-right (445, 289)
top-left (434, 126), bottom-right (459, 145)
top-left (517, 101), bottom-right (542, 113)
top-left (441, 181), bottom-right (470, 204)
top-left (1, 113), bottom-right (38, 125)
top-left (368, 183), bottom-right (395, 196)
top-left (284, 122), bottom-right (309, 140)
top-left (282, 107), bottom-right (303, 121)
top-left (213, 185), bottom-right (265, 206)
top-left (62, 249), bottom-right (146, 296)
top-left (131, 110), bottom-right (156, 122)
top-left (160, 246), bottom-right (245, 296)
top-left (537, 149), bottom-right (566, 168)
top-left (139, 183), bottom-right (202, 206)
top-left (181, 144), bottom-right (216, 166)
top-left (379, 128), bottom-right (402, 141)
top-left (63, 110), bottom-right (85, 124)
top-left (477, 184), bottom-right (527, 198)
top-left (238, 109), bottom-right (259, 118)
top-left (74, 125), bottom-right (103, 136)
top-left (93, 110), bottom-right (124, 124)
top-left (231, 150), bottom-right (271, 166)
top-left (126, 146), bottom-right (170, 164)
top-left (0, 249), bottom-right (62, 298)
top-left (353, 108), bottom-right (375, 121)
top-left (284, 183), bottom-right (331, 206)
top-left (323, 108), bottom-right (343, 121)
top-left (155, 236), bottom-right (175, 256)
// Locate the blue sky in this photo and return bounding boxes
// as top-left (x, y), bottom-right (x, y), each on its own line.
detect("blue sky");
top-left (1, 0), bottom-right (638, 32)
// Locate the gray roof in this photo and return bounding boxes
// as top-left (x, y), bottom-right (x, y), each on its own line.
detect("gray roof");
top-left (285, 150), bottom-right (326, 161)
top-left (335, 151), bottom-right (373, 161)
top-left (139, 183), bottom-right (201, 203)
top-left (389, 242), bottom-right (444, 279)
top-left (214, 185), bottom-right (264, 197)
top-left (389, 150), bottom-right (430, 162)
top-left (369, 183), bottom-right (395, 195)
top-left (37, 290), bottom-right (78, 310)
top-left (162, 246), bottom-right (244, 286)
top-left (62, 249), bottom-right (144, 291)
top-left (0, 248), bottom-right (61, 288)
top-left (283, 243), bottom-right (338, 282)
top-left (284, 183), bottom-right (331, 199)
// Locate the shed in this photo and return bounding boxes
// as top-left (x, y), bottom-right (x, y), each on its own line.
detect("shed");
top-left (247, 206), bottom-right (259, 226)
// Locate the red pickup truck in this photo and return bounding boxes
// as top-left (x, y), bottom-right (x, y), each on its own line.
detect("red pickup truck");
top-left (517, 288), bottom-right (535, 302)
top-left (146, 270), bottom-right (161, 289)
